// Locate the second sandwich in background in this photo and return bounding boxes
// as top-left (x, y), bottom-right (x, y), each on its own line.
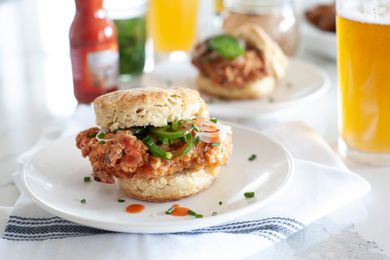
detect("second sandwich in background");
top-left (191, 23), bottom-right (288, 100)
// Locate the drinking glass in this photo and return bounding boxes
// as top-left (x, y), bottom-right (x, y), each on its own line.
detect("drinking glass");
top-left (337, 0), bottom-right (390, 165)
top-left (148, 0), bottom-right (199, 58)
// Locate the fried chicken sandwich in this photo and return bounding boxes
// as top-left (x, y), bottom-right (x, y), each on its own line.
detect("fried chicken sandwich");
top-left (76, 88), bottom-right (232, 202)
top-left (192, 23), bottom-right (288, 99)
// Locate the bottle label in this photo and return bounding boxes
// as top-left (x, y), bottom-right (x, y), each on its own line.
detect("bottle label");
top-left (87, 49), bottom-right (118, 88)
top-left (71, 44), bottom-right (118, 91)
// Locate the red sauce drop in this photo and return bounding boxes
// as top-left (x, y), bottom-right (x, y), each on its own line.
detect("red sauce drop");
top-left (171, 204), bottom-right (190, 216)
top-left (126, 204), bottom-right (145, 214)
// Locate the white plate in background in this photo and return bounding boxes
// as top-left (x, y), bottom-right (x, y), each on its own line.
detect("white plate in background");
top-left (143, 58), bottom-right (329, 118)
top-left (303, 19), bottom-right (337, 60)
top-left (22, 124), bottom-right (294, 233)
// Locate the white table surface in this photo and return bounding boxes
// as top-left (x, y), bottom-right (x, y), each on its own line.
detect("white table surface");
top-left (1, 1), bottom-right (390, 259)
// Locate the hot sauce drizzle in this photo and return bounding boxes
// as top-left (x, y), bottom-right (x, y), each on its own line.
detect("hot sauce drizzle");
top-left (126, 204), bottom-right (145, 214)
top-left (171, 206), bottom-right (190, 216)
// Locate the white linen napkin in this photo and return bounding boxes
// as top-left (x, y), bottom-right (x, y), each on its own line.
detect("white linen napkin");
top-left (0, 105), bottom-right (370, 260)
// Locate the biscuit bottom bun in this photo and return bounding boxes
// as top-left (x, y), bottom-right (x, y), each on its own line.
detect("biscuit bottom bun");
top-left (119, 168), bottom-right (218, 202)
top-left (196, 75), bottom-right (275, 100)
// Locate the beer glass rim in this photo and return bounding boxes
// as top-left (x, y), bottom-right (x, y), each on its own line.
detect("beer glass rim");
top-left (337, 0), bottom-right (390, 25)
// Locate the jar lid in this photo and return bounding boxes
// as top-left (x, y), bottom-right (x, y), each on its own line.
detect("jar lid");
top-left (104, 0), bottom-right (147, 19)
top-left (225, 0), bottom-right (292, 13)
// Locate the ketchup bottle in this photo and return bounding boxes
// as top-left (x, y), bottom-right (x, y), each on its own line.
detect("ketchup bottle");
top-left (69, 0), bottom-right (119, 104)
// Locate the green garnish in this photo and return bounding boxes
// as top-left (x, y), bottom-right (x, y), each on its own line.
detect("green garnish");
top-left (244, 192), bottom-right (255, 198)
top-left (99, 141), bottom-right (105, 145)
top-left (195, 136), bottom-right (200, 145)
top-left (165, 206), bottom-right (175, 215)
top-left (211, 142), bottom-right (221, 147)
top-left (187, 210), bottom-right (197, 216)
top-left (172, 133), bottom-right (193, 158)
top-left (219, 201), bottom-right (222, 205)
top-left (143, 135), bottom-right (173, 160)
top-left (210, 118), bottom-right (218, 124)
top-left (248, 154), bottom-right (257, 161)
top-left (187, 209), bottom-right (203, 218)
top-left (88, 133), bottom-right (97, 138)
top-left (208, 34), bottom-right (245, 60)
top-left (212, 212), bottom-right (218, 216)
top-left (171, 121), bottom-right (179, 131)
top-left (150, 126), bottom-right (185, 139)
top-left (161, 137), bottom-right (169, 145)
top-left (84, 176), bottom-right (91, 183)
top-left (131, 127), bottom-right (147, 138)
top-left (80, 199), bottom-right (86, 204)
top-left (97, 132), bottom-right (105, 139)
top-left (192, 123), bottom-right (200, 132)
top-left (118, 199), bottom-right (125, 203)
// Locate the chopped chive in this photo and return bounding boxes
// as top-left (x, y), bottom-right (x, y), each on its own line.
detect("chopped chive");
top-left (188, 210), bottom-right (197, 216)
top-left (84, 176), bottom-right (91, 183)
top-left (192, 123), bottom-right (200, 132)
top-left (212, 212), bottom-right (218, 216)
top-left (219, 201), bottom-right (223, 205)
top-left (248, 154), bottom-right (257, 161)
top-left (195, 136), bottom-right (200, 145)
top-left (210, 118), bottom-right (218, 123)
top-left (88, 133), bottom-right (97, 138)
top-left (97, 132), bottom-right (105, 139)
top-left (180, 135), bottom-right (187, 143)
top-left (165, 206), bottom-right (175, 215)
top-left (143, 135), bottom-right (173, 160)
top-left (195, 214), bottom-right (203, 218)
top-left (171, 121), bottom-right (179, 131)
top-left (80, 199), bottom-right (86, 204)
top-left (118, 199), bottom-right (125, 203)
top-left (211, 142), bottom-right (221, 147)
top-left (244, 192), bottom-right (255, 198)
top-left (99, 141), bottom-right (105, 144)
top-left (161, 137), bottom-right (169, 145)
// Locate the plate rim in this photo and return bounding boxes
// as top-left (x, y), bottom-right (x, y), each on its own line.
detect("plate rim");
top-left (22, 124), bottom-right (295, 233)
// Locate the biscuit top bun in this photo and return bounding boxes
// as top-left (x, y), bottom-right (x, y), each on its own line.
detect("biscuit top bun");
top-left (232, 23), bottom-right (288, 79)
top-left (94, 87), bottom-right (209, 131)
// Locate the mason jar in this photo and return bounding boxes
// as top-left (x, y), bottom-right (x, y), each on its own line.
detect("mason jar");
top-left (223, 0), bottom-right (299, 55)
top-left (105, 0), bottom-right (147, 82)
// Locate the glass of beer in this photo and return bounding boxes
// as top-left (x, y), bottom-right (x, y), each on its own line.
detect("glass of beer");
top-left (148, 0), bottom-right (199, 53)
top-left (337, 0), bottom-right (390, 165)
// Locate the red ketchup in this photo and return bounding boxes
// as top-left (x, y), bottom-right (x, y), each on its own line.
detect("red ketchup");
top-left (69, 0), bottom-right (118, 104)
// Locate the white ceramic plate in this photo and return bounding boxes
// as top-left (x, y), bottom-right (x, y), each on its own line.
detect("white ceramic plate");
top-left (22, 124), bottom-right (294, 233)
top-left (142, 58), bottom-right (329, 118)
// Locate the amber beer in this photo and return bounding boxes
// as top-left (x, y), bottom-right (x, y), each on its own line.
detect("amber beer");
top-left (148, 0), bottom-right (199, 52)
top-left (337, 10), bottom-right (390, 162)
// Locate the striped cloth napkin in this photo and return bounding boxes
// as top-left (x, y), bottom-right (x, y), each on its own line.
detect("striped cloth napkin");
top-left (0, 106), bottom-right (370, 260)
